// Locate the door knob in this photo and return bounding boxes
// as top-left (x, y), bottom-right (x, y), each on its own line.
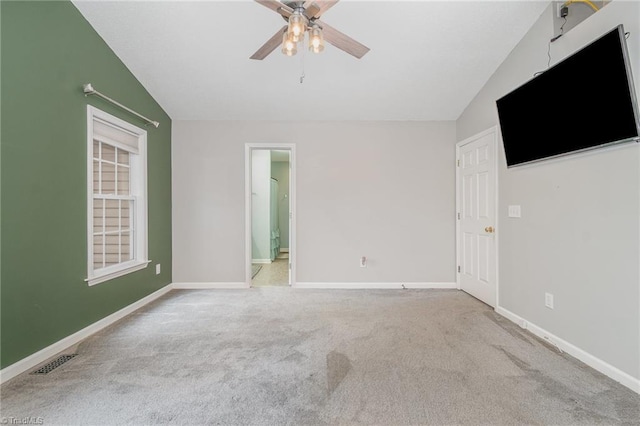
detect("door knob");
top-left (484, 226), bottom-right (495, 233)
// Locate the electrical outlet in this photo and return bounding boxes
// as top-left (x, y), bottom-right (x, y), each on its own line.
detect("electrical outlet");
top-left (545, 292), bottom-right (554, 309)
top-left (360, 256), bottom-right (367, 268)
top-left (556, 3), bottom-right (569, 18)
top-left (156, 264), bottom-right (161, 275)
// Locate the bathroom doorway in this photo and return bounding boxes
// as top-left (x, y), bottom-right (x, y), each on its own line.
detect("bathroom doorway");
top-left (245, 144), bottom-right (295, 287)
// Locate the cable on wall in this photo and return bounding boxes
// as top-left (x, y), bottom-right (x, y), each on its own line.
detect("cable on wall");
top-left (534, 6), bottom-right (569, 76)
top-left (562, 0), bottom-right (600, 13)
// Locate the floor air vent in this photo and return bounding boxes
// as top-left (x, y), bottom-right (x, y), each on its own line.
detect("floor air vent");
top-left (31, 354), bottom-right (77, 375)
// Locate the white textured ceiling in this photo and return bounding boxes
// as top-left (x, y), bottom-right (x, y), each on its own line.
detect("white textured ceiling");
top-left (73, 0), bottom-right (550, 121)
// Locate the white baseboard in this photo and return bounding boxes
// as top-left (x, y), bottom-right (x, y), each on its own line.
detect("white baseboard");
top-left (294, 282), bottom-right (457, 290)
top-left (405, 282), bottom-right (457, 289)
top-left (252, 259), bottom-right (272, 264)
top-left (0, 284), bottom-right (172, 385)
top-left (495, 306), bottom-right (640, 394)
top-left (171, 282), bottom-right (248, 289)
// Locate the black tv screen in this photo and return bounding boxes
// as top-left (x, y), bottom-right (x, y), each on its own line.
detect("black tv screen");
top-left (496, 25), bottom-right (640, 167)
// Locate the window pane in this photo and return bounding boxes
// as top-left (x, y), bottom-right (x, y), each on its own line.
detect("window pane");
top-left (105, 199), bottom-right (119, 232)
top-left (117, 149), bottom-right (129, 165)
top-left (89, 112), bottom-right (146, 281)
top-left (93, 160), bottom-right (100, 194)
top-left (117, 165), bottom-right (130, 195)
top-left (121, 231), bottom-right (132, 261)
top-left (93, 140), bottom-right (100, 160)
top-left (93, 199), bottom-right (104, 233)
top-left (102, 143), bottom-right (115, 163)
top-left (93, 234), bottom-right (104, 270)
top-left (101, 161), bottom-right (115, 195)
top-left (121, 200), bottom-right (132, 231)
top-left (105, 233), bottom-right (120, 266)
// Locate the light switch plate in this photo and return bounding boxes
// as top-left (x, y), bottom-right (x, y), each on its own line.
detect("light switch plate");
top-left (545, 292), bottom-right (554, 309)
top-left (156, 264), bottom-right (161, 275)
top-left (508, 205), bottom-right (521, 218)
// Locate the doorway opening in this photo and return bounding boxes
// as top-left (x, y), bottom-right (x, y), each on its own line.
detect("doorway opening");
top-left (245, 144), bottom-right (295, 287)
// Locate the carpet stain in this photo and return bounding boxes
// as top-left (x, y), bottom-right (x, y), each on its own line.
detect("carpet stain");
top-left (282, 350), bottom-right (307, 363)
top-left (497, 347), bottom-right (622, 424)
top-left (483, 311), bottom-right (533, 346)
top-left (495, 346), bottom-right (531, 371)
top-left (326, 351), bottom-right (351, 395)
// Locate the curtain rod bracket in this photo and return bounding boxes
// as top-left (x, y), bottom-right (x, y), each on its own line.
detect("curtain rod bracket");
top-left (82, 83), bottom-right (160, 128)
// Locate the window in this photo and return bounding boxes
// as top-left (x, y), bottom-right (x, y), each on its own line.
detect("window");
top-left (86, 106), bottom-right (148, 286)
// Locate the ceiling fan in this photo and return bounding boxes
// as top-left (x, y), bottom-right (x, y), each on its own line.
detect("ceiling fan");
top-left (250, 0), bottom-right (370, 60)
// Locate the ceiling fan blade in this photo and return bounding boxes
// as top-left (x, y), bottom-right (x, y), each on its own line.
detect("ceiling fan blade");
top-left (309, 0), bottom-right (339, 18)
top-left (250, 25), bottom-right (287, 60)
top-left (316, 20), bottom-right (369, 59)
top-left (255, 0), bottom-right (293, 17)
top-left (305, 3), bottom-right (321, 18)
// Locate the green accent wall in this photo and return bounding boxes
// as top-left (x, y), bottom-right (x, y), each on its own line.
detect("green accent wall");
top-left (1, 1), bottom-right (172, 369)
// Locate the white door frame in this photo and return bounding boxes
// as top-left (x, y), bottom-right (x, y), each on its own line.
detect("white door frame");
top-left (455, 126), bottom-right (499, 307)
top-left (245, 143), bottom-right (296, 287)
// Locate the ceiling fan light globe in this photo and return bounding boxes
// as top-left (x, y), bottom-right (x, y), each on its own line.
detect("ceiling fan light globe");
top-left (282, 32), bottom-right (298, 56)
top-left (308, 25), bottom-right (324, 54)
top-left (287, 13), bottom-right (307, 43)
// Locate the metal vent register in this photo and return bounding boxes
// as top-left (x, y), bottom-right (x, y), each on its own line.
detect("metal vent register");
top-left (31, 354), bottom-right (77, 375)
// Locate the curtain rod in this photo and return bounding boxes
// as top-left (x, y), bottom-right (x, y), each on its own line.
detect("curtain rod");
top-left (83, 83), bottom-right (159, 128)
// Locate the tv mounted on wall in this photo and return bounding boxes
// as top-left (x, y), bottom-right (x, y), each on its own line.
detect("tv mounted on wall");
top-left (496, 25), bottom-right (640, 167)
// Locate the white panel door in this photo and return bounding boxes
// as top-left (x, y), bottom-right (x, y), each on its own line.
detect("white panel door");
top-left (457, 129), bottom-right (497, 307)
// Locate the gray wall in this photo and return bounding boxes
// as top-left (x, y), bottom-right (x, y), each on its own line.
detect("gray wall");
top-left (172, 121), bottom-right (456, 284)
top-left (457, 2), bottom-right (640, 380)
top-left (271, 160), bottom-right (290, 250)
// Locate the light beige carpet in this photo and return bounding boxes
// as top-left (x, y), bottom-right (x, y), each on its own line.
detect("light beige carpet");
top-left (251, 264), bottom-right (262, 278)
top-left (251, 257), bottom-right (289, 287)
top-left (1, 289), bottom-right (638, 425)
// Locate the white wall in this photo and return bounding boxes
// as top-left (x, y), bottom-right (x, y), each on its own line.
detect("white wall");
top-left (251, 150), bottom-right (271, 261)
top-left (457, 2), bottom-right (640, 382)
top-left (271, 160), bottom-right (290, 250)
top-left (172, 121), bottom-right (456, 284)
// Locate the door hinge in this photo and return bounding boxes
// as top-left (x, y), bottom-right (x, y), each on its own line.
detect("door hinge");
top-left (457, 159), bottom-right (460, 167)
top-left (457, 212), bottom-right (460, 220)
top-left (289, 263), bottom-right (292, 270)
top-left (457, 266), bottom-right (461, 273)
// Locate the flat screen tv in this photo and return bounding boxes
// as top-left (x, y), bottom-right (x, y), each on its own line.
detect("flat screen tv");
top-left (496, 25), bottom-right (640, 167)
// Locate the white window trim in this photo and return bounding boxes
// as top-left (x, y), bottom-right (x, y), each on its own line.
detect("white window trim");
top-left (86, 106), bottom-right (149, 286)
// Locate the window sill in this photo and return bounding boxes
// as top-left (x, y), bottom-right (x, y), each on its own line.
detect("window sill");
top-left (86, 260), bottom-right (151, 286)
